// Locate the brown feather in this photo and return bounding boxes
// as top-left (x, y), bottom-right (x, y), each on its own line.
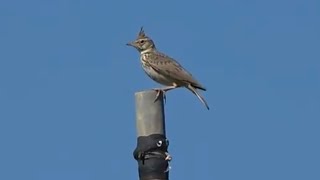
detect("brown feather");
top-left (144, 51), bottom-right (206, 91)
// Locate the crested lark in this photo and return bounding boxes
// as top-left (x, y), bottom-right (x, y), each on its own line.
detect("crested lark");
top-left (126, 27), bottom-right (209, 110)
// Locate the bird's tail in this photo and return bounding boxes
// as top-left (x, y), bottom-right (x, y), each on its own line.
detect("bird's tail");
top-left (187, 84), bottom-right (210, 110)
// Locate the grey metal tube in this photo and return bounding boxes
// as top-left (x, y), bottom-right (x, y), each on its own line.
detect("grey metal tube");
top-left (135, 90), bottom-right (166, 136)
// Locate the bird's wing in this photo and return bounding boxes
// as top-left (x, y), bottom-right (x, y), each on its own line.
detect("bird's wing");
top-left (146, 52), bottom-right (206, 91)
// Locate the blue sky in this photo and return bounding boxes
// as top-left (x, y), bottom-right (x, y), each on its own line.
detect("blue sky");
top-left (0, 0), bottom-right (319, 179)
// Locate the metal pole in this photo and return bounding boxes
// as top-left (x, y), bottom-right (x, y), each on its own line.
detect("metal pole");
top-left (133, 90), bottom-right (171, 180)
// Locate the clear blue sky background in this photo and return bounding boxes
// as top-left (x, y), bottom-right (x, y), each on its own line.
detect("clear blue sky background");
top-left (0, 0), bottom-right (319, 179)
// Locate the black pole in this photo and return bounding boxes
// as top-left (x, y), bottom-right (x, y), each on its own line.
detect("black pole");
top-left (133, 90), bottom-right (171, 180)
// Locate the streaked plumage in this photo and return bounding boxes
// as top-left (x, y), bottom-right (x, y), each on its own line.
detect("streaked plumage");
top-left (126, 27), bottom-right (209, 110)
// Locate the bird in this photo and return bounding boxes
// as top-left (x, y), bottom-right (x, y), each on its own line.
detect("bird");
top-left (126, 27), bottom-right (209, 110)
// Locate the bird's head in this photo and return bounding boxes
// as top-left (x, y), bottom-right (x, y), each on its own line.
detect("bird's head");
top-left (126, 27), bottom-right (156, 53)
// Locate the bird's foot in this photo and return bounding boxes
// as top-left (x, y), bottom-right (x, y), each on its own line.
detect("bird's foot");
top-left (152, 85), bottom-right (178, 103)
top-left (152, 88), bottom-right (166, 103)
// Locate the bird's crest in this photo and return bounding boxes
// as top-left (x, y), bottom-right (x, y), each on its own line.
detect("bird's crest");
top-left (137, 26), bottom-right (147, 39)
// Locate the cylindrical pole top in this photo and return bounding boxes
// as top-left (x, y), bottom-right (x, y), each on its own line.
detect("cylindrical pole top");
top-left (135, 90), bottom-right (166, 137)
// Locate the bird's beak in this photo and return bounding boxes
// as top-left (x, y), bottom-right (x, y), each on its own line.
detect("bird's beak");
top-left (126, 41), bottom-right (134, 46)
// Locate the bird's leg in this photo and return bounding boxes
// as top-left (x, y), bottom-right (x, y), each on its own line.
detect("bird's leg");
top-left (153, 89), bottom-right (166, 103)
top-left (152, 85), bottom-right (178, 103)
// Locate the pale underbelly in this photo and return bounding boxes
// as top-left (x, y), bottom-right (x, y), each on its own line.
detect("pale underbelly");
top-left (142, 64), bottom-right (174, 86)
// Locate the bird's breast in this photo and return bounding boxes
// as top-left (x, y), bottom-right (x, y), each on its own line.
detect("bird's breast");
top-left (140, 55), bottom-right (172, 86)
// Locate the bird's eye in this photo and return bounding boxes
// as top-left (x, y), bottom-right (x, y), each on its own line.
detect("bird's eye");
top-left (140, 40), bottom-right (145, 43)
